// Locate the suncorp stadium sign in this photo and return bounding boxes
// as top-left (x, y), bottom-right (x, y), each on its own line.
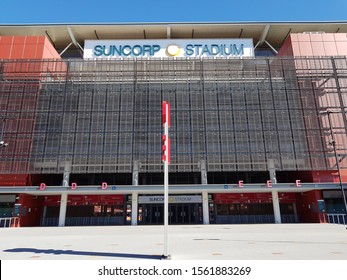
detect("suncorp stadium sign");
top-left (83, 39), bottom-right (254, 59)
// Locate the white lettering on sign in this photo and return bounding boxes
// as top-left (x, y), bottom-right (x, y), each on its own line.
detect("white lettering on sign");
top-left (139, 195), bottom-right (202, 204)
top-left (84, 39), bottom-right (254, 59)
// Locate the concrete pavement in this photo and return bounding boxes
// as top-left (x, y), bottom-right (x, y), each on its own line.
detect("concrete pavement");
top-left (0, 224), bottom-right (347, 260)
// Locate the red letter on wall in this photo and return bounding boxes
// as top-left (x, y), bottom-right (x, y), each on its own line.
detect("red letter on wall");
top-left (39, 183), bottom-right (46, 191)
top-left (71, 182), bottom-right (77, 190)
top-left (266, 180), bottom-right (272, 188)
top-left (101, 182), bottom-right (108, 190)
top-left (238, 180), bottom-right (244, 188)
top-left (296, 180), bottom-right (301, 187)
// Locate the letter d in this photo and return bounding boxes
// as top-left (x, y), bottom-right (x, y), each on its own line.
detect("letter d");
top-left (40, 183), bottom-right (46, 191)
top-left (71, 182), bottom-right (77, 190)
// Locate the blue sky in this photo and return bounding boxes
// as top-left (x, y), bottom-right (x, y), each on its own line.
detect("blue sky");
top-left (0, 0), bottom-right (346, 24)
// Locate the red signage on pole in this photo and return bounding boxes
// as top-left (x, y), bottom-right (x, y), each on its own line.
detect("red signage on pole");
top-left (162, 101), bottom-right (170, 128)
top-left (162, 134), bottom-right (167, 162)
top-left (162, 101), bottom-right (170, 164)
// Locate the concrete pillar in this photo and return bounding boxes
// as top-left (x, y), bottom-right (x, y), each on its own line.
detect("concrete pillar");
top-left (58, 162), bottom-right (71, 227)
top-left (200, 160), bottom-right (208, 185)
top-left (202, 191), bottom-right (209, 224)
top-left (267, 159), bottom-right (277, 184)
top-left (200, 161), bottom-right (209, 224)
top-left (62, 162), bottom-right (71, 187)
top-left (58, 193), bottom-right (68, 227)
top-left (272, 190), bottom-right (281, 224)
top-left (131, 161), bottom-right (139, 225)
top-left (133, 160), bottom-right (139, 186)
top-left (131, 193), bottom-right (138, 226)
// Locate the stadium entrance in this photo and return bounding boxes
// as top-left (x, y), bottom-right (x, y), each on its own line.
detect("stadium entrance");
top-left (138, 195), bottom-right (203, 225)
top-left (169, 203), bottom-right (203, 224)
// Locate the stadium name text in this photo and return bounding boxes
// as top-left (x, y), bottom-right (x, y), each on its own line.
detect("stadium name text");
top-left (83, 39), bottom-right (254, 59)
top-left (92, 43), bottom-right (244, 57)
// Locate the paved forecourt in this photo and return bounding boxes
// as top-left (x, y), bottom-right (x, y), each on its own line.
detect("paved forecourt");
top-left (0, 224), bottom-right (346, 260)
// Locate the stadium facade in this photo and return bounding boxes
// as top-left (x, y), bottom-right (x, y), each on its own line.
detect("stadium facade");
top-left (0, 22), bottom-right (347, 227)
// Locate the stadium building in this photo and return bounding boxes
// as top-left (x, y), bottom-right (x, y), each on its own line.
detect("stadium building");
top-left (0, 22), bottom-right (347, 227)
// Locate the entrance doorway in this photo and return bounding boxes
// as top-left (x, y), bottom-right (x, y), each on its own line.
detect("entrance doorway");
top-left (169, 203), bottom-right (202, 224)
top-left (138, 203), bottom-right (202, 225)
top-left (140, 204), bottom-right (164, 225)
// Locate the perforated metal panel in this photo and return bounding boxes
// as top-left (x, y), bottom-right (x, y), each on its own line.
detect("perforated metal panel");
top-left (1, 57), bottom-right (347, 174)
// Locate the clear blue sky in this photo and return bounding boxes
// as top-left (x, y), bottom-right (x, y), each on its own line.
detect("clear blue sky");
top-left (0, 0), bottom-right (346, 24)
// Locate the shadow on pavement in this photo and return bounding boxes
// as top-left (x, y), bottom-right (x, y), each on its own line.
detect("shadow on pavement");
top-left (4, 248), bottom-right (162, 260)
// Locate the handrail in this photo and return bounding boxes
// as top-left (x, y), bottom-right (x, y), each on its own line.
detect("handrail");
top-left (327, 213), bottom-right (346, 225)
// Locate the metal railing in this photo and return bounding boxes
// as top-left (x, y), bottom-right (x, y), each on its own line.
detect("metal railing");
top-left (327, 213), bottom-right (346, 225)
top-left (0, 217), bottom-right (20, 227)
top-left (41, 216), bottom-right (125, 227)
top-left (216, 215), bottom-right (274, 224)
top-left (281, 214), bottom-right (299, 223)
top-left (215, 214), bottom-right (298, 224)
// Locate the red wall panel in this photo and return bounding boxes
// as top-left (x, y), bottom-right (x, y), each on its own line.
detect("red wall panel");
top-left (0, 36), bottom-right (65, 185)
top-left (18, 194), bottom-right (44, 227)
top-left (214, 192), bottom-right (296, 204)
top-left (43, 194), bottom-right (125, 207)
top-left (0, 36), bottom-right (61, 59)
top-left (296, 190), bottom-right (325, 223)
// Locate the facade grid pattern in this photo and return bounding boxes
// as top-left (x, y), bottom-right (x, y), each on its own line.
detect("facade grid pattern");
top-left (1, 57), bottom-right (347, 174)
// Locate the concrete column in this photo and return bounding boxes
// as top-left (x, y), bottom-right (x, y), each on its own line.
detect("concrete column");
top-left (62, 162), bottom-right (71, 187)
top-left (133, 160), bottom-right (139, 186)
top-left (131, 193), bottom-right (138, 226)
top-left (58, 163), bottom-right (71, 227)
top-left (202, 191), bottom-right (209, 224)
top-left (200, 160), bottom-right (208, 185)
top-left (272, 190), bottom-right (281, 224)
top-left (267, 159), bottom-right (277, 184)
top-left (58, 193), bottom-right (68, 227)
top-left (200, 161), bottom-right (209, 224)
top-left (131, 161), bottom-right (139, 225)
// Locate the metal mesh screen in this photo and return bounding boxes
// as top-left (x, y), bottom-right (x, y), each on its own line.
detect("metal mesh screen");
top-left (1, 57), bottom-right (347, 174)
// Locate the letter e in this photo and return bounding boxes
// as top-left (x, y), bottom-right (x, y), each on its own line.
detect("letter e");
top-left (266, 180), bottom-right (272, 188)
